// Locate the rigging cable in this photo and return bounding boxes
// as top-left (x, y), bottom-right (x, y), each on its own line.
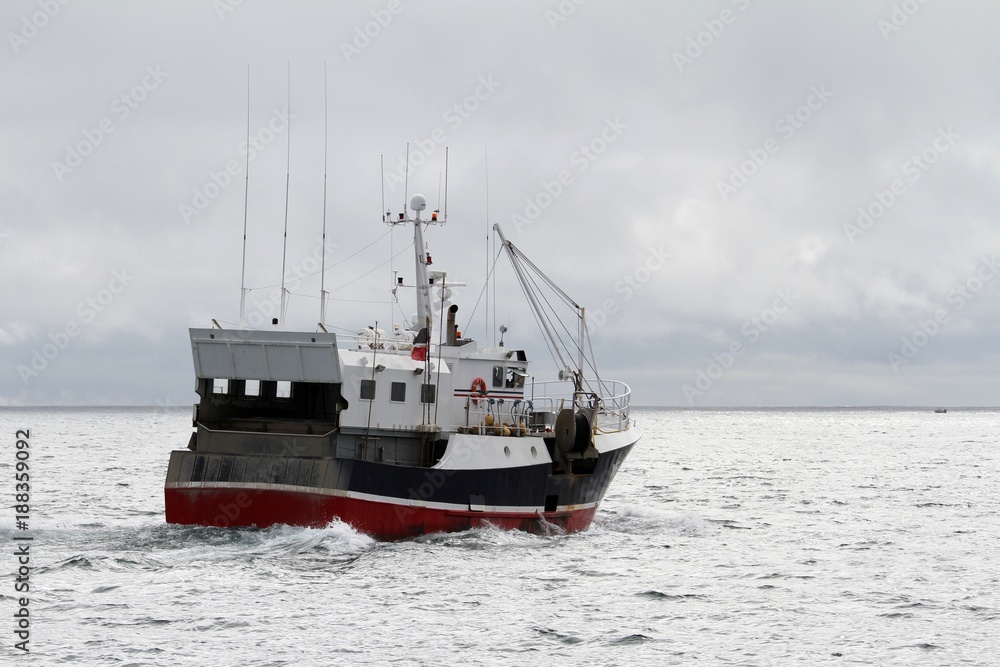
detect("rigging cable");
top-left (245, 229), bottom-right (392, 291)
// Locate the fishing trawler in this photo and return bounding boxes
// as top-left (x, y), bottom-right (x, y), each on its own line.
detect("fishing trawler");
top-left (164, 190), bottom-right (641, 538)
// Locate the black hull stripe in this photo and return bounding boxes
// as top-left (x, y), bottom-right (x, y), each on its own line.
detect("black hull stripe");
top-left (166, 443), bottom-right (635, 510)
top-left (165, 482), bottom-right (598, 514)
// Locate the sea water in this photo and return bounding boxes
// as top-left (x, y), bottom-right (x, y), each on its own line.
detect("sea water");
top-left (0, 406), bottom-right (997, 665)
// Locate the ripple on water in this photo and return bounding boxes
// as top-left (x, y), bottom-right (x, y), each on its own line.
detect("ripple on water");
top-left (597, 506), bottom-right (717, 538)
top-left (635, 590), bottom-right (707, 602)
top-left (609, 633), bottom-right (654, 645)
top-left (533, 626), bottom-right (585, 645)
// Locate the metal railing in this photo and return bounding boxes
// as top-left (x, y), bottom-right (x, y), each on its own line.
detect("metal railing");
top-left (465, 396), bottom-right (547, 436)
top-left (527, 379), bottom-right (632, 432)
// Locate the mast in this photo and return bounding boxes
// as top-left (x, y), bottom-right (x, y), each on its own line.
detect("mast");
top-left (385, 149), bottom-right (448, 337)
top-left (410, 194), bottom-right (432, 335)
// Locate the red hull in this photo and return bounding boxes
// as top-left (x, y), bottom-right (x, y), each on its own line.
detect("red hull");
top-left (165, 487), bottom-right (598, 539)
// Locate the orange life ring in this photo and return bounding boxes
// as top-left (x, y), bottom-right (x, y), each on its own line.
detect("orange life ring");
top-left (470, 377), bottom-right (487, 404)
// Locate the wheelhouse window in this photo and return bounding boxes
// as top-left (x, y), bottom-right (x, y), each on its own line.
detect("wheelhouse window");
top-left (360, 379), bottom-right (376, 401)
top-left (244, 380), bottom-right (260, 397)
top-left (492, 365), bottom-right (504, 388)
top-left (506, 367), bottom-right (527, 389)
top-left (212, 378), bottom-right (230, 395)
top-left (420, 383), bottom-right (436, 404)
top-left (390, 382), bottom-right (406, 402)
top-left (276, 380), bottom-right (292, 399)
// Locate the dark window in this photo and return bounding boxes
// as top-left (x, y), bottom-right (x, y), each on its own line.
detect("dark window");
top-left (420, 383), bottom-right (436, 404)
top-left (390, 382), bottom-right (406, 402)
top-left (492, 365), bottom-right (504, 388)
top-left (360, 379), bottom-right (376, 400)
top-left (506, 367), bottom-right (527, 389)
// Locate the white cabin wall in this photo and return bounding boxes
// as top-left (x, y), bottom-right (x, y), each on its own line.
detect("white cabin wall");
top-left (338, 350), bottom-right (454, 430)
top-left (443, 353), bottom-right (531, 430)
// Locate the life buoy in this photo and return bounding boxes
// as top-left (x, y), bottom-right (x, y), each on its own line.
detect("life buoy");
top-left (470, 377), bottom-right (487, 404)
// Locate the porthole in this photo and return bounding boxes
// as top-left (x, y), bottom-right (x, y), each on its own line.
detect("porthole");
top-left (503, 446), bottom-right (511, 457)
top-left (530, 445), bottom-right (538, 458)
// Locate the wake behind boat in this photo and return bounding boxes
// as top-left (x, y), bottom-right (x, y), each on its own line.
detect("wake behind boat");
top-left (164, 176), bottom-right (640, 539)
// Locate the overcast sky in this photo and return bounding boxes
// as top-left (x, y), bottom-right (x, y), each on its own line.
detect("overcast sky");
top-left (2, 1), bottom-right (999, 407)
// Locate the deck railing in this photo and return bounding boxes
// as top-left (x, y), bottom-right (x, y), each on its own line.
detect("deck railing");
top-left (526, 379), bottom-right (633, 432)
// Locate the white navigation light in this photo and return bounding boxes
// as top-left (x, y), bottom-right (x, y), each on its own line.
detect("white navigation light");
top-left (410, 194), bottom-right (427, 211)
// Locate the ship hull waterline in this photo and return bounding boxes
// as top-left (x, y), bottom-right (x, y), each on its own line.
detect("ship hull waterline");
top-left (164, 440), bottom-right (636, 540)
top-left (165, 486), bottom-right (601, 539)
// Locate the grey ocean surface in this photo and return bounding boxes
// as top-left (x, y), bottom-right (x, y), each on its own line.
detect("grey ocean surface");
top-left (1, 406), bottom-right (997, 666)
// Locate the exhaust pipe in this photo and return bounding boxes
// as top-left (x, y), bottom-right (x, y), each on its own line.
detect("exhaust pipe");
top-left (446, 304), bottom-right (458, 346)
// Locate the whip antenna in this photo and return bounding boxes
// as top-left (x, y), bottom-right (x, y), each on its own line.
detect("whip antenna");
top-left (403, 142), bottom-right (410, 217)
top-left (484, 145), bottom-right (489, 344)
top-left (239, 65), bottom-right (250, 327)
top-left (278, 62), bottom-right (291, 329)
top-left (319, 61), bottom-right (329, 325)
top-left (443, 146), bottom-right (449, 223)
top-left (380, 154), bottom-right (386, 221)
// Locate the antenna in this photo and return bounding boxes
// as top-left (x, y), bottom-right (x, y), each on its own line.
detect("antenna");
top-left (400, 143), bottom-right (411, 330)
top-left (239, 65), bottom-right (250, 327)
top-left (389, 204), bottom-right (394, 326)
top-left (380, 154), bottom-right (386, 221)
top-left (278, 62), bottom-right (291, 330)
top-left (402, 142), bottom-right (410, 217)
top-left (443, 146), bottom-right (449, 223)
top-left (319, 61), bottom-right (329, 325)
top-left (382, 153), bottom-right (394, 325)
top-left (484, 145), bottom-right (489, 344)
top-left (492, 225), bottom-right (497, 346)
